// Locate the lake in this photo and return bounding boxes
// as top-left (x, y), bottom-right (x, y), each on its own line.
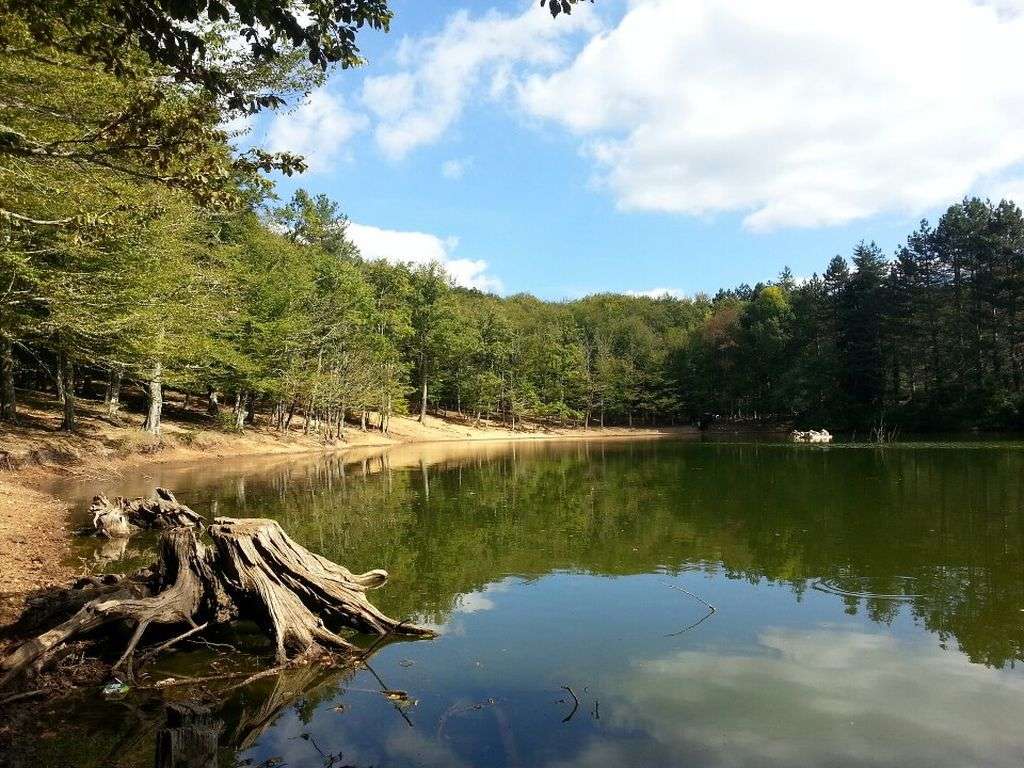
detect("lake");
top-left (13, 437), bottom-right (1024, 767)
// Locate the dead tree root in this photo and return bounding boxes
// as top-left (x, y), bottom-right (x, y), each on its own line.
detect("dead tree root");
top-left (1, 516), bottom-right (432, 689)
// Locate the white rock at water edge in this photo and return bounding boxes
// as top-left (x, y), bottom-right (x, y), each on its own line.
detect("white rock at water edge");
top-left (791, 429), bottom-right (833, 443)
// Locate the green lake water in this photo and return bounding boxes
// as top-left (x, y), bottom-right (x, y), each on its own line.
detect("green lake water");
top-left (13, 437), bottom-right (1024, 767)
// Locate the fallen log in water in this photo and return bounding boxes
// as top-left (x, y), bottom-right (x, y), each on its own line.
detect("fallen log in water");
top-left (1, 516), bottom-right (432, 688)
top-left (90, 487), bottom-right (205, 537)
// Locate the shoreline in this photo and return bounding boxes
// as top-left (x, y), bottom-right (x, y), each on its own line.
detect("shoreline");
top-left (0, 405), bottom-right (691, 620)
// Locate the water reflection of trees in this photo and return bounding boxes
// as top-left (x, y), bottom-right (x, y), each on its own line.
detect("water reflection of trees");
top-left (4, 655), bottom-right (383, 768)
top-left (120, 442), bottom-right (1024, 668)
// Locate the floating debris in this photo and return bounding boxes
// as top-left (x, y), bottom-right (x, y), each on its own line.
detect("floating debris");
top-left (382, 689), bottom-right (416, 708)
top-left (102, 680), bottom-right (130, 697)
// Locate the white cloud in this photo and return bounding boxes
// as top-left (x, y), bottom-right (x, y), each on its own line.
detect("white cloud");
top-left (264, 90), bottom-right (368, 172)
top-left (441, 157), bottom-right (472, 180)
top-left (520, 0), bottom-right (1024, 230)
top-left (981, 0), bottom-right (1024, 17)
top-left (361, 3), bottom-right (599, 159)
top-left (986, 175), bottom-right (1024, 205)
top-left (347, 222), bottom-right (502, 293)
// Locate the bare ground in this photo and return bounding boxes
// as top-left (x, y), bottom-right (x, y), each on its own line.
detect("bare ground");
top-left (0, 479), bottom-right (74, 625)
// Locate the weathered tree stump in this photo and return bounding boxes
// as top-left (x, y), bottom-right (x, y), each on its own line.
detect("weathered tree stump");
top-left (209, 517), bottom-right (398, 660)
top-left (1, 516), bottom-right (431, 688)
top-left (90, 488), bottom-right (205, 538)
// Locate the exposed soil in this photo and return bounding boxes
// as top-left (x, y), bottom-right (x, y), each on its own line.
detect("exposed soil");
top-left (0, 479), bottom-right (75, 626)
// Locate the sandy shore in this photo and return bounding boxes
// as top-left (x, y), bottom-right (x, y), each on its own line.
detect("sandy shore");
top-left (0, 395), bottom-right (690, 617)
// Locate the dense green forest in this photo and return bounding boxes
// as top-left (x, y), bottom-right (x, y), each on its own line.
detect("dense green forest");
top-left (3, 1), bottom-right (1024, 435)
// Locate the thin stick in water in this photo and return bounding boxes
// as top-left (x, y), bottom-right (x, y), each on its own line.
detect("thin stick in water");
top-left (560, 685), bottom-right (580, 723)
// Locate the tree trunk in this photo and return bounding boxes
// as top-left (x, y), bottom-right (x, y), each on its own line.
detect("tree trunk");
top-left (105, 366), bottom-right (123, 417)
top-left (419, 380), bottom-right (427, 423)
top-left (0, 337), bottom-right (16, 423)
top-left (55, 352), bottom-right (65, 403)
top-left (360, 410), bottom-right (367, 431)
top-left (234, 392), bottom-right (248, 431)
top-left (60, 354), bottom-right (75, 432)
top-left (303, 397), bottom-right (314, 434)
top-left (142, 360), bottom-right (163, 436)
top-left (207, 387), bottom-right (219, 417)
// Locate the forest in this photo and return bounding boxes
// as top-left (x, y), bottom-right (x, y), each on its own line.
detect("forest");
top-left (3, 2), bottom-right (1024, 436)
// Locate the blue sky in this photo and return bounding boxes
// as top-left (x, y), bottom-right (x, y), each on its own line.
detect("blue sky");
top-left (242, 0), bottom-right (1024, 299)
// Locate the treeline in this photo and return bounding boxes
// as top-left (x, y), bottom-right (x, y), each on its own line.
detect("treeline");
top-left (5, 188), bottom-right (1024, 434)
top-left (2, 4), bottom-right (1024, 435)
top-left (0, 179), bottom-right (707, 434)
top-left (677, 198), bottom-right (1024, 431)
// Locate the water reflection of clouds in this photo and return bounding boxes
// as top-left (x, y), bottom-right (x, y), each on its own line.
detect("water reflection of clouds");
top-left (417, 579), bottom-right (513, 634)
top-left (243, 625), bottom-right (1024, 768)
top-left (455, 579), bottom-right (513, 614)
top-left (385, 726), bottom-right (472, 768)
top-left (550, 626), bottom-right (1024, 768)
top-left (456, 591), bottom-right (496, 613)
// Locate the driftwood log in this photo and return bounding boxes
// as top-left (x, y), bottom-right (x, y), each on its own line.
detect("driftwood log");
top-left (1, 517), bottom-right (431, 688)
top-left (90, 487), bottom-right (205, 537)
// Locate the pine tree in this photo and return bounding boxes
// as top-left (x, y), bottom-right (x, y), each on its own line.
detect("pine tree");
top-left (838, 243), bottom-right (889, 423)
